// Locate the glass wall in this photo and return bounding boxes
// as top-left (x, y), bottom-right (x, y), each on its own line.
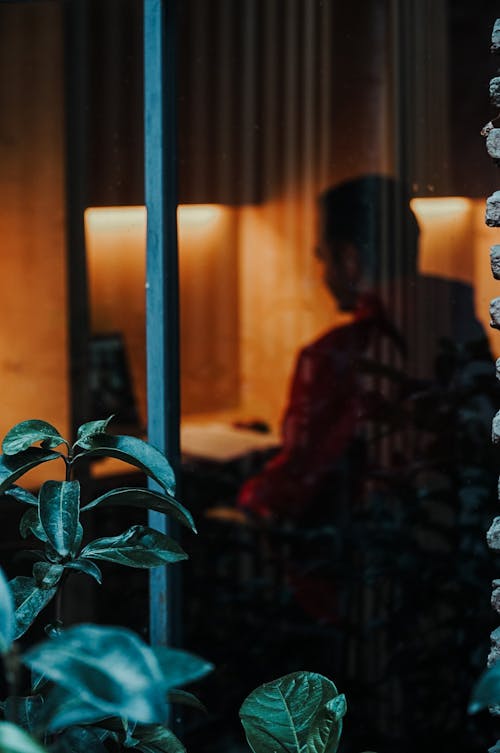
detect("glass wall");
top-left (177, 3), bottom-right (500, 753)
top-left (1, 2), bottom-right (499, 753)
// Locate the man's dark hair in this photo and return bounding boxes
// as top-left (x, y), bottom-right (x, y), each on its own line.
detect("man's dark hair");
top-left (319, 175), bottom-right (420, 282)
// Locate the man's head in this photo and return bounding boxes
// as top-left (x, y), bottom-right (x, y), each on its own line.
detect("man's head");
top-left (316, 175), bottom-right (420, 309)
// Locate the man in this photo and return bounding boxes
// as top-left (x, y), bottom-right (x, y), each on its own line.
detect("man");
top-left (237, 175), bottom-right (411, 521)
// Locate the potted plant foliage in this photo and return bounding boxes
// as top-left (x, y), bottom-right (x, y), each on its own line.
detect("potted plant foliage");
top-left (0, 418), bottom-right (350, 753)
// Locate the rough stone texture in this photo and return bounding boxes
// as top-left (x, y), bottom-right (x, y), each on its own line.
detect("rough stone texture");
top-left (493, 411), bottom-right (500, 444)
top-left (493, 580), bottom-right (500, 613)
top-left (496, 358), bottom-right (500, 382)
top-left (489, 627), bottom-right (500, 667)
top-left (491, 77), bottom-right (500, 108)
top-left (491, 298), bottom-right (500, 329)
top-left (487, 517), bottom-right (500, 549)
top-left (491, 246), bottom-right (500, 279)
top-left (493, 19), bottom-right (500, 54)
top-left (487, 129), bottom-right (500, 159)
top-left (487, 192), bottom-right (500, 226)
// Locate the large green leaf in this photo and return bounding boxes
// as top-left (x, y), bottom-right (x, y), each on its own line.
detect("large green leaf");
top-left (0, 567), bottom-right (14, 653)
top-left (9, 577), bottom-right (57, 640)
top-left (168, 690), bottom-right (207, 713)
top-left (51, 726), bottom-right (109, 753)
top-left (23, 624), bottom-right (168, 724)
top-left (38, 481), bottom-right (80, 558)
top-left (0, 449), bottom-right (61, 495)
top-left (19, 509), bottom-right (48, 544)
top-left (132, 725), bottom-right (186, 753)
top-left (64, 558), bottom-right (102, 584)
top-left (2, 420), bottom-right (67, 456)
top-left (152, 648), bottom-right (213, 690)
top-left (80, 526), bottom-right (187, 568)
top-left (36, 685), bottom-right (110, 732)
top-left (75, 416), bottom-right (114, 450)
top-left (239, 672), bottom-right (347, 753)
top-left (81, 487), bottom-right (196, 532)
top-left (0, 722), bottom-right (47, 753)
top-left (74, 435), bottom-right (175, 496)
top-left (32, 563), bottom-right (64, 590)
top-left (469, 662), bottom-right (500, 713)
top-left (3, 696), bottom-right (44, 733)
top-left (4, 486), bottom-right (38, 506)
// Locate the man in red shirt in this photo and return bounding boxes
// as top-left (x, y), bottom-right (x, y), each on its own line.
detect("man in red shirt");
top-left (237, 176), bottom-right (413, 521)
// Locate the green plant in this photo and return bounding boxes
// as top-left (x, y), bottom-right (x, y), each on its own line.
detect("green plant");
top-left (0, 418), bottom-right (350, 753)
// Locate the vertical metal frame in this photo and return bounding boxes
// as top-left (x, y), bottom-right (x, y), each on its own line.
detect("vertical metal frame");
top-left (144, 0), bottom-right (181, 647)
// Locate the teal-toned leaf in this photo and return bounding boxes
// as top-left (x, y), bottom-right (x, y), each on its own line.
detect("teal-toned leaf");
top-left (0, 566), bottom-right (14, 653)
top-left (132, 725), bottom-right (186, 753)
top-left (19, 509), bottom-right (48, 543)
top-left (239, 672), bottom-right (346, 753)
top-left (32, 562), bottom-right (64, 590)
top-left (74, 435), bottom-right (175, 496)
top-left (39, 481), bottom-right (80, 558)
top-left (64, 558), bottom-right (102, 584)
top-left (23, 624), bottom-right (168, 724)
top-left (469, 662), bottom-right (500, 713)
top-left (153, 648), bottom-right (214, 690)
top-left (81, 488), bottom-right (196, 533)
top-left (168, 690), bottom-right (207, 713)
top-left (0, 722), bottom-right (47, 753)
top-left (36, 685), bottom-right (110, 732)
top-left (4, 696), bottom-right (44, 733)
top-left (4, 486), bottom-right (37, 506)
top-left (9, 577), bottom-right (57, 640)
top-left (489, 743), bottom-right (500, 753)
top-left (51, 726), bottom-right (109, 753)
top-left (2, 420), bottom-right (67, 456)
top-left (30, 670), bottom-right (48, 694)
top-left (0, 449), bottom-right (61, 495)
top-left (74, 416), bottom-right (114, 450)
top-left (80, 525), bottom-right (187, 568)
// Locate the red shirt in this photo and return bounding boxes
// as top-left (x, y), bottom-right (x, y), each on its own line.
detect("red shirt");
top-left (237, 294), bottom-right (393, 519)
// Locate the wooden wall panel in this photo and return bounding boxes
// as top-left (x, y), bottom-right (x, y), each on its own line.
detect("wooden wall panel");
top-left (0, 2), bottom-right (68, 487)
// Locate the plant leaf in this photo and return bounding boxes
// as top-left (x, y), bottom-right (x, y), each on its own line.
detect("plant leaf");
top-left (75, 435), bottom-right (175, 496)
top-left (0, 449), bottom-right (61, 495)
top-left (51, 725), bottom-right (109, 753)
top-left (132, 725), bottom-right (186, 753)
top-left (0, 566), bottom-right (14, 654)
top-left (23, 624), bottom-right (168, 724)
top-left (168, 690), bottom-right (207, 713)
top-left (239, 672), bottom-right (346, 753)
top-left (36, 685), bottom-right (111, 732)
top-left (2, 420), bottom-right (66, 456)
top-left (9, 577), bottom-right (57, 640)
top-left (153, 648), bottom-right (214, 690)
top-left (0, 721), bottom-right (48, 753)
top-left (469, 662), bottom-right (500, 713)
top-left (3, 696), bottom-right (44, 733)
top-left (74, 416), bottom-right (114, 450)
top-left (81, 487), bottom-right (196, 533)
top-left (19, 509), bottom-right (48, 543)
top-left (80, 525), bottom-right (187, 568)
top-left (64, 558), bottom-right (102, 584)
top-left (32, 563), bottom-right (64, 590)
top-left (39, 481), bottom-right (80, 558)
top-left (4, 487), bottom-right (38, 506)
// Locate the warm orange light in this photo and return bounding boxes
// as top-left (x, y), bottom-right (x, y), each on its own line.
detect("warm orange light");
top-left (410, 196), bottom-right (472, 218)
top-left (410, 196), bottom-right (475, 284)
top-left (84, 205), bottom-right (146, 238)
top-left (177, 204), bottom-right (224, 229)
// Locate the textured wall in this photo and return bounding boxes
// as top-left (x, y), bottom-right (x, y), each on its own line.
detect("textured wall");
top-left (0, 2), bottom-right (69, 486)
